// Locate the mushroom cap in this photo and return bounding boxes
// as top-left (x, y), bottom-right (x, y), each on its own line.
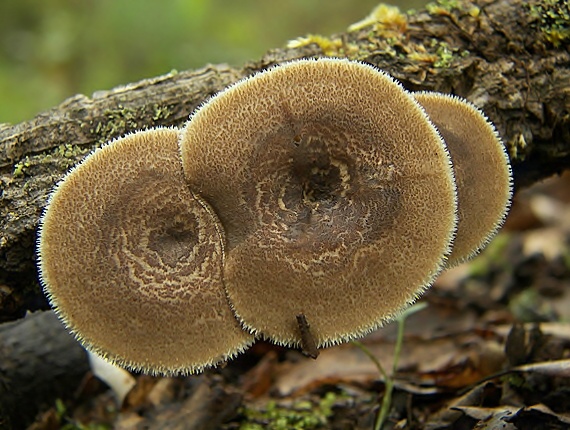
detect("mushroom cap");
top-left (179, 58), bottom-right (458, 347)
top-left (414, 92), bottom-right (513, 266)
top-left (38, 127), bottom-right (254, 375)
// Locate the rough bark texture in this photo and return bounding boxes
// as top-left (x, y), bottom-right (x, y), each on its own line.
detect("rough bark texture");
top-left (0, 0), bottom-right (569, 321)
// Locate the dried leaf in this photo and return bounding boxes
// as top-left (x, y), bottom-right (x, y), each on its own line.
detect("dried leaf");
top-left (514, 359), bottom-right (570, 377)
top-left (452, 405), bottom-right (518, 428)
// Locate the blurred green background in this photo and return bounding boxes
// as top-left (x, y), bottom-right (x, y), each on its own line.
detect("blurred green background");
top-left (0, 0), bottom-right (427, 124)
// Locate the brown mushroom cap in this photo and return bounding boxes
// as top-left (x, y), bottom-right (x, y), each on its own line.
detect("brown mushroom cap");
top-left (414, 92), bottom-right (513, 266)
top-left (179, 59), bottom-right (457, 347)
top-left (38, 127), bottom-right (254, 375)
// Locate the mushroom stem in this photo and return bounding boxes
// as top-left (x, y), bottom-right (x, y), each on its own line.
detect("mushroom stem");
top-left (296, 314), bottom-right (319, 359)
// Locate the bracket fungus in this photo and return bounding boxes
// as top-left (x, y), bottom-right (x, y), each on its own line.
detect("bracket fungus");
top-left (38, 127), bottom-right (254, 375)
top-left (179, 58), bottom-right (458, 348)
top-left (414, 92), bottom-right (513, 266)
top-left (37, 59), bottom-right (514, 373)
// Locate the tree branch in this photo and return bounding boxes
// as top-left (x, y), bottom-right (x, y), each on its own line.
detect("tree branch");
top-left (1, 0), bottom-right (568, 321)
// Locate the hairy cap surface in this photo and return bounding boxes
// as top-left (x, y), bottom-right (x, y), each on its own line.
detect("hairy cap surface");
top-left (414, 92), bottom-right (513, 266)
top-left (38, 127), bottom-right (253, 374)
top-left (180, 59), bottom-right (457, 347)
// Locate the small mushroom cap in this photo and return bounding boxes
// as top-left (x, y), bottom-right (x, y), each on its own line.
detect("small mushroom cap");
top-left (414, 92), bottom-right (513, 266)
top-left (180, 58), bottom-right (457, 347)
top-left (38, 127), bottom-right (254, 375)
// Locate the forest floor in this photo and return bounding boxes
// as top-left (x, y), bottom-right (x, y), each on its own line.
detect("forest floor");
top-left (28, 173), bottom-right (570, 430)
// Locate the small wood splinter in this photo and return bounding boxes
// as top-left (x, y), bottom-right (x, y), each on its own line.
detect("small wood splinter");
top-left (296, 314), bottom-right (319, 359)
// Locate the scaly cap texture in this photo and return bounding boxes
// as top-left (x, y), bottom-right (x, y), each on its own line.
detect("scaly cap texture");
top-left (38, 127), bottom-right (254, 375)
top-left (179, 58), bottom-right (458, 347)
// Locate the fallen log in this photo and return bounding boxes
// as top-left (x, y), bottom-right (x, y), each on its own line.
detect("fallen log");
top-left (0, 0), bottom-right (568, 322)
top-left (0, 311), bottom-right (89, 429)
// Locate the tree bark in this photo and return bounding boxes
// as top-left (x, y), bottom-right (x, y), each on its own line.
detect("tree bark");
top-left (0, 0), bottom-right (569, 321)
